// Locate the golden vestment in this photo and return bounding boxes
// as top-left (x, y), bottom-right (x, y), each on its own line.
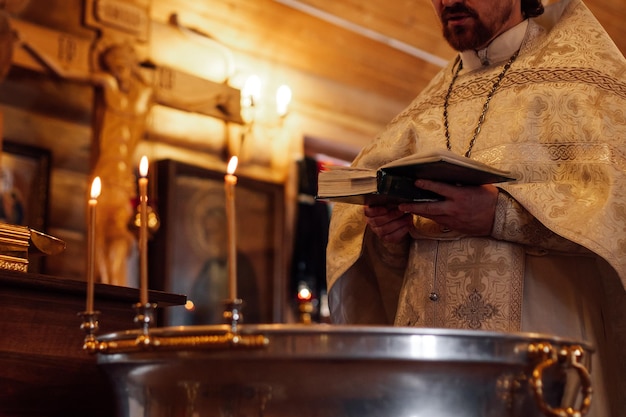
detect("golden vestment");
top-left (326, 1), bottom-right (626, 415)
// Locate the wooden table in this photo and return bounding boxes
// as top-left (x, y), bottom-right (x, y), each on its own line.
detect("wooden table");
top-left (0, 270), bottom-right (186, 417)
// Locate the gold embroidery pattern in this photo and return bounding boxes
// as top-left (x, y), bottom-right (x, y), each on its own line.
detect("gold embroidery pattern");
top-left (394, 240), bottom-right (438, 327)
top-left (493, 190), bottom-right (591, 253)
top-left (512, 69), bottom-right (626, 97)
top-left (400, 69), bottom-right (626, 120)
top-left (433, 238), bottom-right (524, 331)
top-left (443, 68), bottom-right (626, 104)
top-left (447, 240), bottom-right (509, 293)
top-left (453, 289), bottom-right (498, 329)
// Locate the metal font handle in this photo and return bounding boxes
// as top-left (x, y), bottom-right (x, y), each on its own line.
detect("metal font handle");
top-left (529, 343), bottom-right (592, 417)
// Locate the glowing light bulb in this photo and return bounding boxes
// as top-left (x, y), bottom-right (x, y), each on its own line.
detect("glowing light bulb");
top-left (241, 75), bottom-right (261, 108)
top-left (276, 84), bottom-right (292, 116)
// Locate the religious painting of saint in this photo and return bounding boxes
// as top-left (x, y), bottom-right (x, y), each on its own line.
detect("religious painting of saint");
top-left (0, 141), bottom-right (51, 272)
top-left (149, 159), bottom-right (287, 326)
top-left (0, 141), bottom-right (50, 231)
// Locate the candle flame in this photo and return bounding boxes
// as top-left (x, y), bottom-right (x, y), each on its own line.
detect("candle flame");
top-left (139, 156), bottom-right (149, 177)
top-left (227, 156), bottom-right (238, 175)
top-left (90, 177), bottom-right (101, 199)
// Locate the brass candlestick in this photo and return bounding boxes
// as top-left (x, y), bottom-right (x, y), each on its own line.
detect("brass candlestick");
top-left (79, 310), bottom-right (101, 353)
top-left (134, 302), bottom-right (157, 339)
top-left (223, 298), bottom-right (244, 334)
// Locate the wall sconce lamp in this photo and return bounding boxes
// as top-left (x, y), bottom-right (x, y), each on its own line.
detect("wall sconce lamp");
top-left (231, 75), bottom-right (292, 165)
top-left (240, 75), bottom-right (292, 123)
top-left (276, 84), bottom-right (292, 118)
top-left (240, 74), bottom-right (292, 128)
top-left (241, 74), bottom-right (262, 124)
top-left (238, 75), bottom-right (292, 158)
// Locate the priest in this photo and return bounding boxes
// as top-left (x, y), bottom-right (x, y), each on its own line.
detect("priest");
top-left (326, 0), bottom-right (626, 415)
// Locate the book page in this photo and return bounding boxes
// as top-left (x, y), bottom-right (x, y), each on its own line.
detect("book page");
top-left (381, 149), bottom-right (506, 174)
top-left (380, 149), bottom-right (514, 182)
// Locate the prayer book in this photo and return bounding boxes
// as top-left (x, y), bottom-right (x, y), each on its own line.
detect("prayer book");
top-left (316, 150), bottom-right (516, 206)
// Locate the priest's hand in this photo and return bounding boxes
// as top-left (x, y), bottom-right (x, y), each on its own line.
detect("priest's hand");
top-left (398, 179), bottom-right (499, 236)
top-left (364, 205), bottom-right (413, 243)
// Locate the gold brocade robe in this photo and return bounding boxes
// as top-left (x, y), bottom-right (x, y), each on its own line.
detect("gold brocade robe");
top-left (326, 0), bottom-right (626, 415)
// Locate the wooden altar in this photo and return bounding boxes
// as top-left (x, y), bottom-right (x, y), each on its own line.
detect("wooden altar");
top-left (0, 269), bottom-right (186, 417)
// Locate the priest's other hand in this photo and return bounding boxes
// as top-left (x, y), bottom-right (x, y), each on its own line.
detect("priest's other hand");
top-left (364, 205), bottom-right (413, 243)
top-left (398, 179), bottom-right (499, 236)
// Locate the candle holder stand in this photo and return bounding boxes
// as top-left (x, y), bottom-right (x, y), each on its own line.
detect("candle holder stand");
top-left (77, 296), bottom-right (268, 355)
top-left (78, 310), bottom-right (100, 354)
top-left (134, 302), bottom-right (158, 336)
top-left (223, 298), bottom-right (244, 334)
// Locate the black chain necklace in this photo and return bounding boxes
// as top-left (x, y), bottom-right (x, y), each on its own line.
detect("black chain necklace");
top-left (443, 49), bottom-right (520, 157)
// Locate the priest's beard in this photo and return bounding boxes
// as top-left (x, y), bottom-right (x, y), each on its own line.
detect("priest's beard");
top-left (441, 3), bottom-right (511, 51)
top-left (444, 20), bottom-right (493, 51)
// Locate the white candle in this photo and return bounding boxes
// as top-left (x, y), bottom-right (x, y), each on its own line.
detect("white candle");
top-left (86, 177), bottom-right (101, 313)
top-left (139, 156), bottom-right (149, 305)
top-left (224, 156), bottom-right (238, 301)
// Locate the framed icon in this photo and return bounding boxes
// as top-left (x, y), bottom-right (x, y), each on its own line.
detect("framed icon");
top-left (149, 159), bottom-right (288, 325)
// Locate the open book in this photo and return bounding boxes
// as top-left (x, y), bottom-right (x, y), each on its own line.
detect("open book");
top-left (316, 149), bottom-right (516, 205)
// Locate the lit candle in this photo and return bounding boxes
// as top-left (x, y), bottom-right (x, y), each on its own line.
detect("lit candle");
top-left (225, 156), bottom-right (238, 301)
top-left (139, 156), bottom-right (149, 305)
top-left (86, 176), bottom-right (101, 314)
